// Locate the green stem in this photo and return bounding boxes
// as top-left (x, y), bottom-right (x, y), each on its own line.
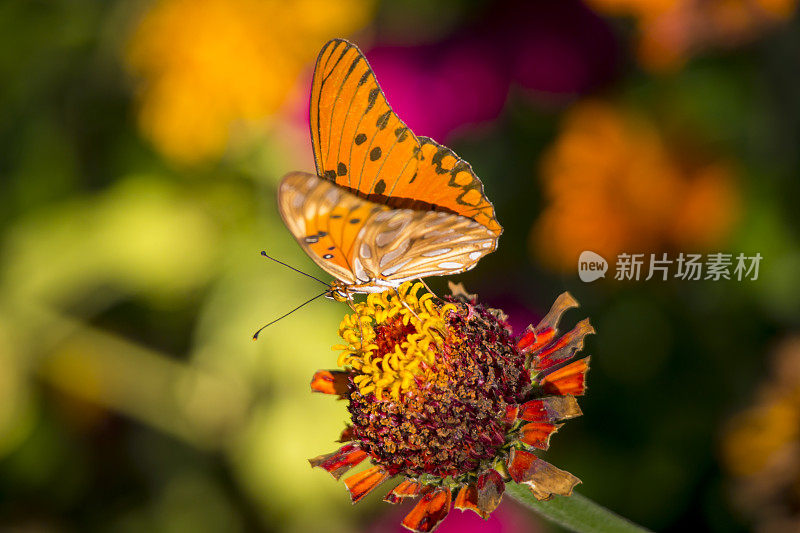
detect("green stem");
top-left (506, 483), bottom-right (651, 533)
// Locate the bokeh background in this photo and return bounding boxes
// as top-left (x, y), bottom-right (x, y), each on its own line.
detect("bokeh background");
top-left (2, 0), bottom-right (800, 531)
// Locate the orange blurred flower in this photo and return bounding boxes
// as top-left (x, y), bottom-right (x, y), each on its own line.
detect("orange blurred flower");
top-left (126, 0), bottom-right (374, 164)
top-left (722, 336), bottom-right (800, 531)
top-left (531, 101), bottom-right (739, 271)
top-left (586, 0), bottom-right (797, 71)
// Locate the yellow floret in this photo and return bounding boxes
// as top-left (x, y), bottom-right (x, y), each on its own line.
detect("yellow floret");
top-left (334, 282), bottom-right (455, 401)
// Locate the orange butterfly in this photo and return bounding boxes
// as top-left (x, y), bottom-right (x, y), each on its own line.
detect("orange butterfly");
top-left (278, 39), bottom-right (502, 301)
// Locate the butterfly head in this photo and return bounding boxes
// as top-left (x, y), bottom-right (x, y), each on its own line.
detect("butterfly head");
top-left (326, 281), bottom-right (350, 302)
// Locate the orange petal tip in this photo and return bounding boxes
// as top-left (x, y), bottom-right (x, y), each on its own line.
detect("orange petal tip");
top-left (401, 487), bottom-right (451, 532)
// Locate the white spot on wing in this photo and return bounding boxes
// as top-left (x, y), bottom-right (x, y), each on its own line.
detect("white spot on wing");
top-left (376, 229), bottom-right (400, 247)
top-left (379, 239), bottom-right (409, 267)
top-left (291, 192), bottom-right (304, 209)
top-left (353, 257), bottom-right (370, 282)
top-left (422, 248), bottom-right (452, 257)
top-left (438, 261), bottom-right (463, 269)
top-left (373, 211), bottom-right (394, 222)
top-left (381, 258), bottom-right (412, 277)
top-left (324, 188), bottom-right (339, 205)
top-left (360, 243), bottom-right (372, 258)
top-left (469, 251), bottom-right (483, 261)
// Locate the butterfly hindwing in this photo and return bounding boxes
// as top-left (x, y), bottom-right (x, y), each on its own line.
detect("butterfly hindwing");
top-left (278, 173), bottom-right (498, 287)
top-left (356, 209), bottom-right (498, 284)
top-left (278, 172), bottom-right (389, 285)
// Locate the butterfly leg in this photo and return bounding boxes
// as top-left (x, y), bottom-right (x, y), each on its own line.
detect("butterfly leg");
top-left (418, 278), bottom-right (439, 299)
top-left (414, 280), bottom-right (451, 343)
top-left (395, 288), bottom-right (424, 323)
top-left (347, 294), bottom-right (368, 351)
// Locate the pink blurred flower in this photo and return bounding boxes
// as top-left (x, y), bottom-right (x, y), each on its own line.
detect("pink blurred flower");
top-left (292, 1), bottom-right (619, 143)
top-left (362, 0), bottom-right (618, 142)
top-left (367, 39), bottom-right (509, 143)
top-left (503, 0), bottom-right (618, 96)
top-left (366, 499), bottom-right (542, 533)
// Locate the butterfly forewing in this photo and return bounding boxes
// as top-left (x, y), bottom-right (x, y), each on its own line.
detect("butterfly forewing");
top-left (278, 172), bottom-right (387, 285)
top-left (412, 137), bottom-right (502, 236)
top-left (311, 39), bottom-right (421, 200)
top-left (310, 39), bottom-right (502, 239)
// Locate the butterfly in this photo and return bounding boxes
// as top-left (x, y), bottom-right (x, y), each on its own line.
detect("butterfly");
top-left (278, 38), bottom-right (502, 301)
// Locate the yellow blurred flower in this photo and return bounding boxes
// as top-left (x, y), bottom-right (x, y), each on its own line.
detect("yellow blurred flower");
top-left (586, 0), bottom-right (797, 71)
top-left (126, 0), bottom-right (374, 164)
top-left (721, 336), bottom-right (800, 531)
top-left (531, 101), bottom-right (739, 271)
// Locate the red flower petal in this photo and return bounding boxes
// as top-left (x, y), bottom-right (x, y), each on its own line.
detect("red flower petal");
top-left (519, 395), bottom-right (582, 422)
top-left (517, 292), bottom-right (579, 354)
top-left (503, 405), bottom-right (519, 425)
top-left (476, 469), bottom-right (505, 517)
top-left (310, 370), bottom-right (350, 396)
top-left (507, 449), bottom-right (581, 500)
top-left (338, 425), bottom-right (354, 442)
top-left (532, 319), bottom-right (595, 372)
top-left (308, 444), bottom-right (368, 480)
top-left (453, 483), bottom-right (480, 516)
top-left (519, 421), bottom-right (563, 450)
top-left (344, 465), bottom-right (390, 504)
top-left (540, 357), bottom-right (591, 396)
top-left (401, 487), bottom-right (452, 532)
top-left (384, 479), bottom-right (423, 503)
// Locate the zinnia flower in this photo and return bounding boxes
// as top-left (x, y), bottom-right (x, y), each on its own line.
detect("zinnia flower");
top-left (309, 282), bottom-right (593, 532)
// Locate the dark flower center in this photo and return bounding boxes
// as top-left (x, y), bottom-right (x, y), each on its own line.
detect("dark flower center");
top-left (347, 299), bottom-right (530, 479)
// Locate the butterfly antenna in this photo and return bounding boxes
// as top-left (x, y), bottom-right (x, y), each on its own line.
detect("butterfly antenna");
top-left (252, 290), bottom-right (329, 340)
top-left (260, 251), bottom-right (329, 287)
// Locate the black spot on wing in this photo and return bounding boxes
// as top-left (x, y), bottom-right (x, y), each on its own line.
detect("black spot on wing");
top-left (365, 88), bottom-right (379, 113)
top-left (374, 179), bottom-right (386, 194)
top-left (369, 147), bottom-right (382, 161)
top-left (323, 170), bottom-right (336, 180)
top-left (346, 55), bottom-right (362, 77)
top-left (394, 127), bottom-right (408, 142)
top-left (338, 185), bottom-right (459, 216)
top-left (337, 162), bottom-right (347, 176)
top-left (431, 147), bottom-right (451, 174)
top-left (320, 41), bottom-right (352, 83)
top-left (376, 110), bottom-right (391, 130)
top-left (355, 133), bottom-right (367, 145)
